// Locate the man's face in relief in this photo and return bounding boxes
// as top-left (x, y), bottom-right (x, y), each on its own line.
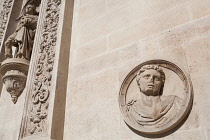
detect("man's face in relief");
top-left (139, 69), bottom-right (163, 96)
top-left (25, 4), bottom-right (36, 15)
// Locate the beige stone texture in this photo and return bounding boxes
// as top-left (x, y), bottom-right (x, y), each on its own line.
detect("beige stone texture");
top-left (78, 0), bottom-right (106, 25)
top-left (75, 37), bottom-right (107, 64)
top-left (1, 0), bottom-right (210, 139)
top-left (0, 0), bottom-right (3, 11)
top-left (79, 0), bottom-right (91, 6)
top-left (188, 0), bottom-right (210, 20)
top-left (108, 6), bottom-right (190, 50)
top-left (0, 86), bottom-right (26, 140)
top-left (192, 76), bottom-right (210, 139)
top-left (64, 0), bottom-right (210, 140)
top-left (64, 69), bottom-right (121, 140)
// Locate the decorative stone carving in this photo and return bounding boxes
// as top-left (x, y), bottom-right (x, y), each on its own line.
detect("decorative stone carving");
top-left (119, 60), bottom-right (193, 135)
top-left (4, 0), bottom-right (39, 60)
top-left (0, 0), bottom-right (40, 104)
top-left (0, 58), bottom-right (29, 103)
top-left (0, 0), bottom-right (14, 46)
top-left (20, 0), bottom-right (62, 137)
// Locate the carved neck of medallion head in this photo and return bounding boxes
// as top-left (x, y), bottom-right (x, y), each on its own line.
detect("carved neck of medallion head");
top-left (140, 92), bottom-right (161, 107)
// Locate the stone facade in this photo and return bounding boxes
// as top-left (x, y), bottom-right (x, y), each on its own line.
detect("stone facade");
top-left (64, 0), bottom-right (210, 140)
top-left (0, 0), bottom-right (210, 140)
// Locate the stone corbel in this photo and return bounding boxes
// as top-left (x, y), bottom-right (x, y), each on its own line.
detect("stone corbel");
top-left (0, 58), bottom-right (29, 103)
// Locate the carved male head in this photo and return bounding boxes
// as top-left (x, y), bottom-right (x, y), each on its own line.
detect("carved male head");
top-left (25, 3), bottom-right (36, 15)
top-left (136, 65), bottom-right (165, 96)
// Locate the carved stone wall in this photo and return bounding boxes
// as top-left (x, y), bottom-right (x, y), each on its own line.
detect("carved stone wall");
top-left (1, 0), bottom-right (210, 140)
top-left (0, 0), bottom-right (14, 47)
top-left (64, 0), bottom-right (210, 139)
top-left (0, 0), bottom-right (4, 15)
top-left (20, 0), bottom-right (62, 138)
top-left (0, 0), bottom-right (73, 139)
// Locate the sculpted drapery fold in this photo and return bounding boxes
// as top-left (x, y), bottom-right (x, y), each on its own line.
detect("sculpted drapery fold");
top-left (5, 0), bottom-right (39, 60)
top-left (119, 60), bottom-right (193, 135)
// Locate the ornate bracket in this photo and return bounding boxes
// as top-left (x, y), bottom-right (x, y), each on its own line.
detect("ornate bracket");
top-left (0, 58), bottom-right (29, 103)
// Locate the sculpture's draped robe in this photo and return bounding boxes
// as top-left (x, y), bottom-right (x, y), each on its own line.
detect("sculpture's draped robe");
top-left (126, 95), bottom-right (183, 128)
top-left (14, 15), bottom-right (38, 60)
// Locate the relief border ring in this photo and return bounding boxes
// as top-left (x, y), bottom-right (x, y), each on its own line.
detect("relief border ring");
top-left (119, 59), bottom-right (193, 135)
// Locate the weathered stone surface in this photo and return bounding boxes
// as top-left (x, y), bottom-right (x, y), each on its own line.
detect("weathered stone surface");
top-left (2, 0), bottom-right (210, 139)
top-left (140, 37), bottom-right (160, 55)
top-left (184, 36), bottom-right (210, 79)
top-left (0, 0), bottom-right (4, 11)
top-left (75, 37), bottom-right (107, 63)
top-left (78, 0), bottom-right (106, 25)
top-left (188, 0), bottom-right (210, 20)
top-left (0, 86), bottom-right (26, 140)
top-left (78, 3), bottom-right (143, 46)
top-left (69, 43), bottom-right (140, 80)
top-left (121, 122), bottom-right (205, 140)
top-left (64, 69), bottom-right (121, 139)
top-left (65, 1), bottom-right (210, 139)
top-left (108, 6), bottom-right (190, 50)
top-left (192, 76), bottom-right (210, 137)
top-left (80, 0), bottom-right (92, 6)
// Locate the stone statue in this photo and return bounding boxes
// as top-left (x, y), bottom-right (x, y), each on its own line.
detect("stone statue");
top-left (4, 1), bottom-right (38, 60)
top-left (126, 65), bottom-right (183, 128)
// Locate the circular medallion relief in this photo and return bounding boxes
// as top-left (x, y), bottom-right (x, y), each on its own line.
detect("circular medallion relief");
top-left (119, 60), bottom-right (193, 135)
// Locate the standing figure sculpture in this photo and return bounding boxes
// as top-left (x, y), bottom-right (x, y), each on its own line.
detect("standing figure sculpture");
top-left (0, 0), bottom-right (40, 104)
top-left (4, 1), bottom-right (38, 60)
top-left (126, 65), bottom-right (183, 128)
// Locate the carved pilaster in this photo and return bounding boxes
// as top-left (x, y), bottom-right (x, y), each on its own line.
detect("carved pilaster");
top-left (20, 0), bottom-right (62, 138)
top-left (0, 0), bottom-right (14, 47)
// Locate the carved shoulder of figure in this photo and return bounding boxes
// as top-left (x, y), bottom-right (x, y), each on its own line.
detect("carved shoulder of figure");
top-left (160, 95), bottom-right (183, 112)
top-left (126, 99), bottom-right (136, 113)
top-left (15, 19), bottom-right (26, 32)
top-left (174, 96), bottom-right (184, 108)
top-left (126, 93), bottom-right (141, 107)
top-left (24, 15), bottom-right (38, 23)
top-left (127, 99), bottom-right (136, 106)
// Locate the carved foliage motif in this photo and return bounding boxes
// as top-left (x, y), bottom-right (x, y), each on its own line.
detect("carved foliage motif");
top-left (0, 0), bottom-right (13, 46)
top-left (24, 0), bottom-right (61, 136)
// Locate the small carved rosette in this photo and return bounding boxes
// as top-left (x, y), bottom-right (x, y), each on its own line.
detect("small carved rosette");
top-left (119, 60), bottom-right (193, 135)
top-left (0, 58), bottom-right (29, 104)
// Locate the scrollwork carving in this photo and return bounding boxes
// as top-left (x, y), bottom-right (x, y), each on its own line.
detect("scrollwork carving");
top-left (23, 0), bottom-right (62, 136)
top-left (0, 0), bottom-right (13, 46)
